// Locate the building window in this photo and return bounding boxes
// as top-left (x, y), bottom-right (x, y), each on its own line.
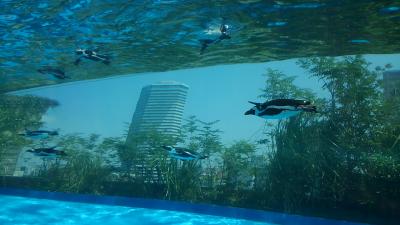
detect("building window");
top-left (391, 88), bottom-right (399, 97)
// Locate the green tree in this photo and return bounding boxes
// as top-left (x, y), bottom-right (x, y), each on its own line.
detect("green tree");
top-left (37, 134), bottom-right (111, 194)
top-left (260, 55), bottom-right (400, 217)
top-left (260, 68), bottom-right (315, 100)
top-left (221, 141), bottom-right (256, 190)
top-left (0, 94), bottom-right (58, 176)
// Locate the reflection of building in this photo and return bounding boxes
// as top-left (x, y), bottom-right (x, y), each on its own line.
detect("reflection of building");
top-left (0, 148), bottom-right (21, 176)
top-left (383, 70), bottom-right (400, 99)
top-left (13, 150), bottom-right (49, 176)
top-left (126, 81), bottom-right (189, 140)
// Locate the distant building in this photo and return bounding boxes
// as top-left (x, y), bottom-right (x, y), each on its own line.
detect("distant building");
top-left (126, 81), bottom-right (189, 140)
top-left (383, 70), bottom-right (400, 99)
top-left (124, 81), bottom-right (189, 182)
top-left (0, 148), bottom-right (21, 176)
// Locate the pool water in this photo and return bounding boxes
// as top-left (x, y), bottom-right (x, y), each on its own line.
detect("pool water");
top-left (0, 194), bottom-right (271, 225)
top-left (0, 189), bottom-right (368, 225)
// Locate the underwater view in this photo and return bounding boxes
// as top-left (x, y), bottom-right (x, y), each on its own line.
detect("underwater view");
top-left (1, 0), bottom-right (400, 224)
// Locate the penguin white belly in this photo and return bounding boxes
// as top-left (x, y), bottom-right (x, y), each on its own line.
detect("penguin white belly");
top-left (260, 110), bottom-right (301, 119)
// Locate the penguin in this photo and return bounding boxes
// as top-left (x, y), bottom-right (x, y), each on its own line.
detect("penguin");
top-left (19, 129), bottom-right (59, 139)
top-left (37, 66), bottom-right (69, 79)
top-left (162, 145), bottom-right (208, 161)
top-left (74, 48), bottom-right (111, 65)
top-left (26, 146), bottom-right (66, 157)
top-left (199, 20), bottom-right (231, 54)
top-left (244, 99), bottom-right (317, 119)
top-left (214, 23), bottom-right (231, 43)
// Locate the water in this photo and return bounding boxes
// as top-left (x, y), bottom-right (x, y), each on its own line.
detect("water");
top-left (0, 195), bottom-right (271, 225)
top-left (1, 0), bottom-right (400, 92)
top-left (1, 1), bottom-right (400, 225)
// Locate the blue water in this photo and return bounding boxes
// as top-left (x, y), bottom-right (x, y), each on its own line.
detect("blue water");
top-left (0, 188), bottom-right (369, 225)
top-left (0, 195), bottom-right (271, 225)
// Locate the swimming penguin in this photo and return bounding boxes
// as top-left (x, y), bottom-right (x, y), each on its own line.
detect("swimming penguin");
top-left (74, 48), bottom-right (111, 65)
top-left (199, 20), bottom-right (231, 54)
top-left (37, 67), bottom-right (69, 79)
top-left (162, 145), bottom-right (208, 161)
top-left (26, 146), bottom-right (66, 157)
top-left (19, 129), bottom-right (59, 139)
top-left (244, 99), bottom-right (317, 119)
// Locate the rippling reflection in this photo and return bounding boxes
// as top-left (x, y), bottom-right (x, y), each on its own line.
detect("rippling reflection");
top-left (0, 0), bottom-right (399, 92)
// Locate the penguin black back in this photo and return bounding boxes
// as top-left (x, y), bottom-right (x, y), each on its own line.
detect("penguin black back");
top-left (262, 99), bottom-right (310, 107)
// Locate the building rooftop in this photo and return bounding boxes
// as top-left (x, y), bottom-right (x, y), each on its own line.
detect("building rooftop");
top-left (149, 81), bottom-right (190, 88)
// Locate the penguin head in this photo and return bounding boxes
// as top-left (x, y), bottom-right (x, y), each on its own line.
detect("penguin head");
top-left (297, 100), bottom-right (311, 106)
top-left (199, 155), bottom-right (209, 160)
top-left (244, 108), bottom-right (256, 115)
top-left (49, 131), bottom-right (59, 136)
top-left (245, 101), bottom-right (262, 115)
top-left (220, 24), bottom-right (229, 33)
top-left (26, 149), bottom-right (34, 153)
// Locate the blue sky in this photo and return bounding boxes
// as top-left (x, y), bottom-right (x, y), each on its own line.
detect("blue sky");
top-left (12, 54), bottom-right (400, 144)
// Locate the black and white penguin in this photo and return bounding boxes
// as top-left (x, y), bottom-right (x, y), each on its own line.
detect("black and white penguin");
top-left (214, 23), bottom-right (231, 43)
top-left (74, 48), bottom-right (110, 65)
top-left (162, 145), bottom-right (208, 161)
top-left (37, 66), bottom-right (69, 79)
top-left (199, 20), bottom-right (231, 54)
top-left (26, 146), bottom-right (66, 157)
top-left (244, 99), bottom-right (317, 119)
top-left (19, 129), bottom-right (59, 139)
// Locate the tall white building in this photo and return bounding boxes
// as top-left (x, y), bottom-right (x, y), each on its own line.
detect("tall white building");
top-left (383, 70), bottom-right (400, 99)
top-left (124, 81), bottom-right (189, 182)
top-left (127, 81), bottom-right (189, 140)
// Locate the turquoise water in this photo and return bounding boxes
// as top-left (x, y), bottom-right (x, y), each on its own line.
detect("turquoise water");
top-left (0, 195), bottom-right (271, 225)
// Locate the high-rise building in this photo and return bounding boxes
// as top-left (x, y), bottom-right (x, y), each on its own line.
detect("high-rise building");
top-left (124, 81), bottom-right (189, 182)
top-left (126, 81), bottom-right (189, 141)
top-left (383, 70), bottom-right (400, 99)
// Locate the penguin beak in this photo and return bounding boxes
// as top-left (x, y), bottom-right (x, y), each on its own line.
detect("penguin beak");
top-left (245, 108), bottom-right (255, 115)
